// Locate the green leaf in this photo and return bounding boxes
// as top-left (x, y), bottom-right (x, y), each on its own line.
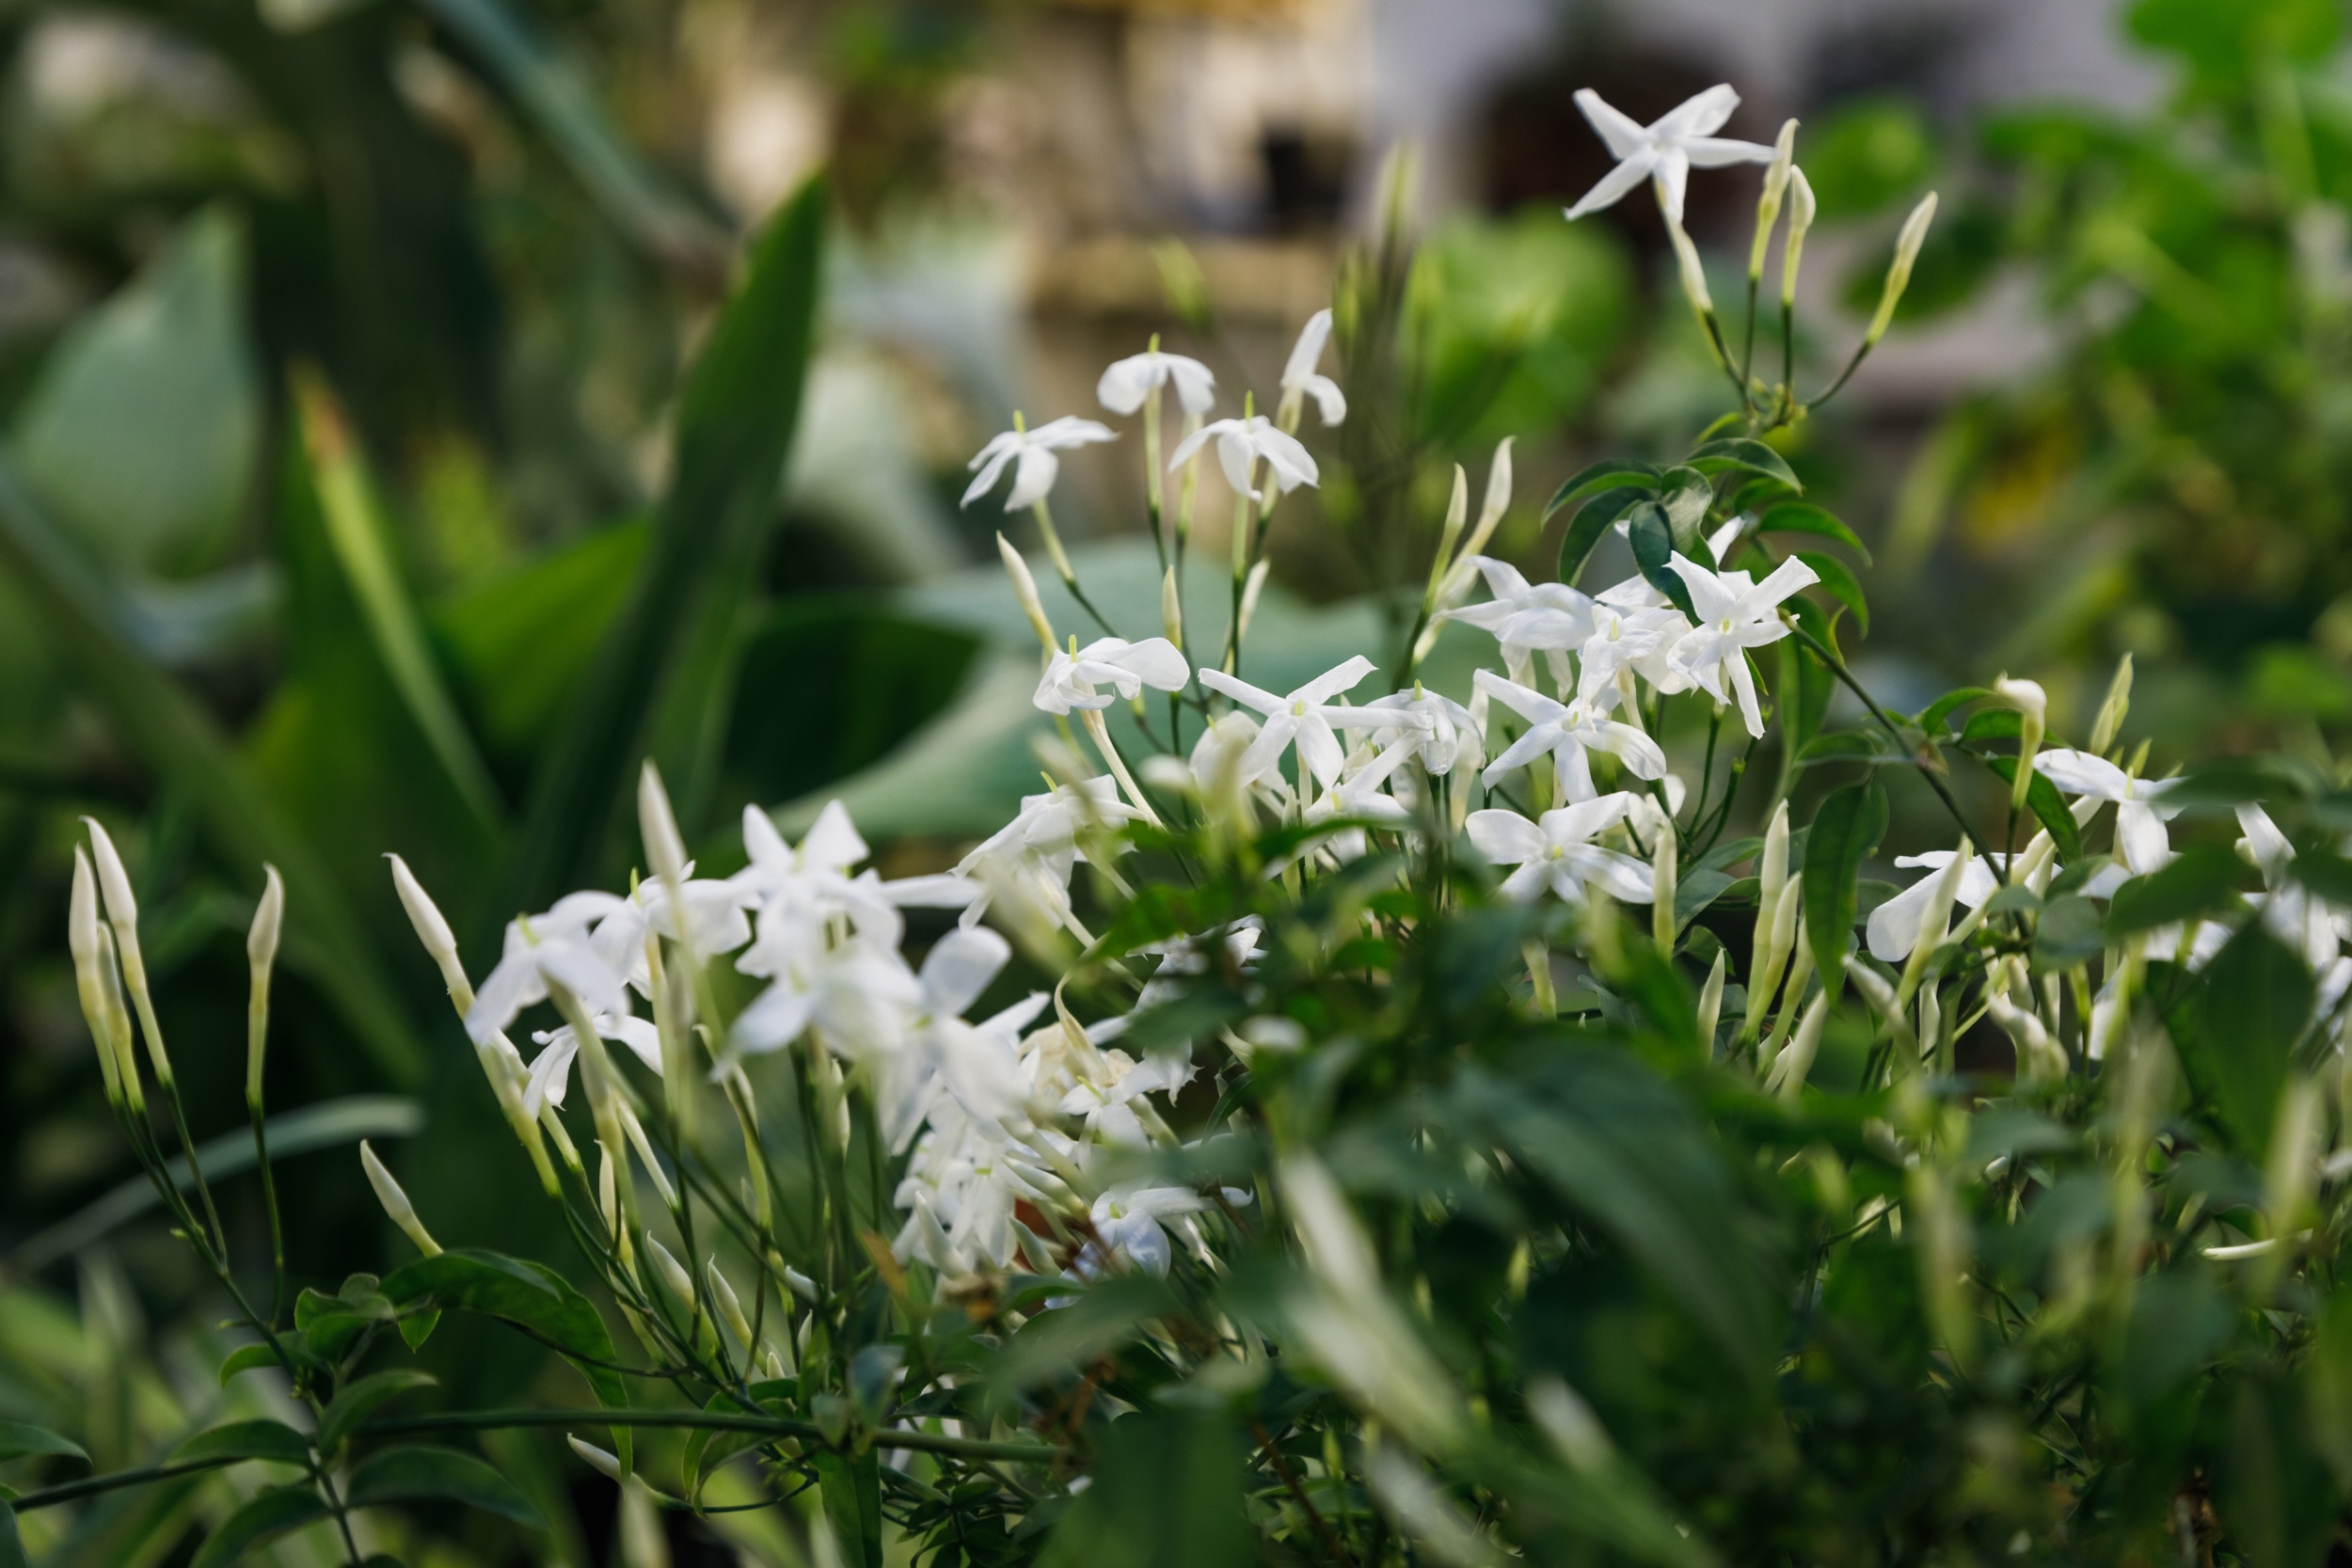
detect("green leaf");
top-left (0, 1502), bottom-right (24, 1568)
top-left (1674, 868), bottom-right (1737, 929)
top-left (378, 1250), bottom-right (626, 1413)
top-left (172, 1420), bottom-right (310, 1467)
top-left (2033, 895), bottom-right (2106, 970)
top-left (1627, 503), bottom-right (1695, 618)
top-left (1037, 1409), bottom-right (1251, 1568)
top-left (2290, 848), bottom-right (2352, 908)
top-left (1795, 551), bottom-right (1867, 636)
top-left (1796, 730), bottom-right (1899, 768)
top-left (344, 1446), bottom-right (544, 1528)
top-left (814, 1449), bottom-right (883, 1568)
top-left (1687, 437), bottom-right (1801, 493)
top-left (0, 464), bottom-right (424, 1084)
top-left (188, 1484), bottom-right (330, 1568)
top-left (988, 1275), bottom-right (1182, 1397)
top-left (1557, 485), bottom-right (1654, 587)
top-left (1917, 686), bottom-right (1995, 735)
top-left (219, 1345), bottom-right (283, 1386)
top-left (1981, 756), bottom-right (2085, 861)
top-left (290, 373), bottom-right (501, 831)
top-left (507, 178), bottom-right (825, 902)
top-left (2184, 926), bottom-right (2312, 1153)
top-left (315, 1370), bottom-right (439, 1457)
top-left (1960, 708), bottom-right (2023, 746)
top-left (2106, 844), bottom-right (2249, 938)
top-left (0, 1425), bottom-right (85, 1465)
top-left (1804, 780), bottom-right (1888, 986)
top-left (1756, 502), bottom-right (1870, 562)
top-left (1542, 460), bottom-right (1658, 519)
top-left (1658, 467), bottom-right (1713, 545)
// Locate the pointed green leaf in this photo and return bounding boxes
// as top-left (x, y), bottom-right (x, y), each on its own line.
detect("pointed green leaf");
top-left (379, 1249), bottom-right (626, 1414)
top-left (2107, 844), bottom-right (2249, 938)
top-left (0, 1502), bottom-right (24, 1568)
top-left (1557, 485), bottom-right (1653, 586)
top-left (1541, 459), bottom-right (1659, 520)
top-left (1757, 501), bottom-right (1870, 562)
top-left (1628, 503), bottom-right (1695, 617)
top-left (0, 1427), bottom-right (85, 1466)
top-left (1917, 686), bottom-right (1995, 736)
top-left (345, 1446), bottom-right (543, 1528)
top-left (1687, 437), bottom-right (1801, 492)
top-left (315, 1371), bottom-right (439, 1457)
top-left (1659, 466), bottom-right (1713, 544)
top-left (1038, 1409), bottom-right (1251, 1568)
top-left (1804, 779), bottom-right (1888, 987)
top-left (2181, 926), bottom-right (2312, 1154)
top-left (172, 1420), bottom-right (310, 1467)
top-left (188, 1484), bottom-right (330, 1568)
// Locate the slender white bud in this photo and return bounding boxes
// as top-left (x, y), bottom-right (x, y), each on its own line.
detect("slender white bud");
top-left (1465, 437), bottom-right (1513, 561)
top-left (1651, 828), bottom-right (1677, 952)
top-left (1665, 214), bottom-right (1715, 315)
top-left (707, 1259), bottom-right (755, 1348)
top-left (645, 1237), bottom-right (697, 1312)
top-left (360, 1140), bottom-right (441, 1257)
top-left (82, 817), bottom-right (137, 932)
top-left (1422, 466), bottom-right (1470, 612)
top-left (1782, 168), bottom-right (1817, 308)
top-left (69, 850), bottom-right (124, 1107)
top-left (1695, 948), bottom-right (1725, 1055)
top-left (567, 1435), bottom-right (624, 1482)
top-left (637, 762), bottom-right (689, 888)
top-left (387, 854), bottom-right (471, 1013)
top-left (1771, 990), bottom-right (1833, 1101)
top-left (618, 1100), bottom-right (679, 1212)
top-left (246, 865), bottom-right (284, 1104)
top-left (2089, 654), bottom-right (2135, 756)
top-left (783, 1265), bottom-right (818, 1303)
top-left (1758, 800), bottom-right (1790, 922)
top-left (1751, 119), bottom-right (1799, 280)
top-left (1867, 192), bottom-right (1939, 345)
top-left (1994, 675), bottom-right (2046, 813)
top-left (1161, 563), bottom-right (1184, 647)
top-left (1237, 559), bottom-right (1271, 646)
top-left (1898, 838), bottom-right (1973, 1009)
top-left (997, 533), bottom-right (1057, 655)
top-left (84, 817), bottom-right (169, 1085)
top-left (763, 1346), bottom-right (788, 1382)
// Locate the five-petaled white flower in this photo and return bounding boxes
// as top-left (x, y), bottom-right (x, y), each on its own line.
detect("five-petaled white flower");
top-left (1168, 416), bottom-right (1318, 497)
top-left (1475, 668), bottom-right (1666, 802)
top-left (1279, 309), bottom-right (1346, 428)
top-left (955, 777), bottom-right (1141, 927)
top-left (1438, 557), bottom-right (1597, 685)
top-left (1565, 84), bottom-right (1776, 225)
top-left (1866, 851), bottom-right (2006, 963)
top-left (1664, 552), bottom-right (1819, 737)
top-left (2033, 750), bottom-right (2182, 877)
top-left (1199, 656), bottom-right (1409, 790)
top-left (1360, 686), bottom-right (1483, 777)
top-left (1033, 636), bottom-right (1191, 715)
top-left (962, 417), bottom-right (1118, 511)
top-left (1097, 349), bottom-right (1216, 419)
top-left (1466, 794), bottom-right (1655, 904)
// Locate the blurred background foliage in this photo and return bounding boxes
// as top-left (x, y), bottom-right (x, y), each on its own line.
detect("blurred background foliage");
top-left (0, 0), bottom-right (2344, 1559)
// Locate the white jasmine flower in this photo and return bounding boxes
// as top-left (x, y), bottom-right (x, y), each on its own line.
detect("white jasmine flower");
top-left (1360, 687), bottom-right (1483, 776)
top-left (1564, 84), bottom-right (1776, 225)
top-left (2236, 804), bottom-right (2346, 972)
top-left (1664, 553), bottom-right (1820, 736)
top-left (1278, 309), bottom-right (1346, 428)
top-left (1865, 852), bottom-right (2005, 963)
top-left (1168, 415), bottom-right (1318, 495)
top-left (1579, 591), bottom-right (1692, 697)
top-left (1079, 1185), bottom-right (1215, 1276)
top-left (731, 915), bottom-right (922, 1062)
top-left (1033, 636), bottom-right (1191, 715)
top-left (468, 892), bottom-right (632, 1044)
top-left (1097, 348), bottom-right (1216, 418)
top-left (961, 416), bottom-right (1118, 511)
top-left (523, 1010), bottom-right (664, 1117)
top-left (879, 927), bottom-right (1048, 1145)
top-left (1474, 668), bottom-right (1666, 802)
top-left (2033, 750), bottom-right (2182, 876)
top-left (1198, 657), bottom-right (1405, 790)
top-left (1438, 557), bottom-right (1597, 684)
top-left (1466, 795), bottom-right (1655, 904)
top-left (955, 777), bottom-right (1142, 927)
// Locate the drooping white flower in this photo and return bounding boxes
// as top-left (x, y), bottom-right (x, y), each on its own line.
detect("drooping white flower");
top-left (1664, 553), bottom-right (1819, 736)
top-left (961, 417), bottom-right (1118, 511)
top-left (523, 1010), bottom-right (664, 1117)
top-left (1466, 794), bottom-right (1655, 904)
top-left (1198, 657), bottom-right (1408, 790)
top-left (1168, 415), bottom-right (1318, 496)
top-left (1033, 636), bottom-right (1191, 715)
top-left (1564, 84), bottom-right (1776, 225)
top-left (2033, 750), bottom-right (2181, 876)
top-left (1475, 668), bottom-right (1666, 802)
top-left (1278, 309), bottom-right (1346, 428)
top-left (467, 892), bottom-right (633, 1044)
top-left (1865, 852), bottom-right (2005, 963)
top-left (1097, 348), bottom-right (1216, 419)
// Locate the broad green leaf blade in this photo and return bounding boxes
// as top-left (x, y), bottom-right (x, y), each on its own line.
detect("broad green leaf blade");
top-left (2033, 895), bottom-right (2106, 970)
top-left (508, 178), bottom-right (825, 905)
top-left (2291, 848), bottom-right (2352, 907)
top-left (292, 373), bottom-right (502, 831)
top-left (1628, 503), bottom-right (1695, 617)
top-left (814, 1449), bottom-right (882, 1568)
top-left (0, 1502), bottom-right (23, 1568)
top-left (2182, 926), bottom-right (2312, 1153)
top-left (7, 1096), bottom-right (423, 1277)
top-left (171, 1420), bottom-right (310, 1467)
top-left (0, 461), bottom-right (423, 1085)
top-left (1542, 460), bottom-right (1659, 520)
top-left (1687, 437), bottom-right (1801, 492)
top-left (187, 1484), bottom-right (329, 1568)
top-left (1658, 466), bottom-right (1713, 547)
top-left (315, 1371), bottom-right (439, 1457)
top-left (2106, 844), bottom-right (2249, 938)
top-left (1757, 501), bottom-right (1871, 562)
top-left (1981, 756), bottom-right (2085, 861)
top-left (987, 1275), bottom-right (1181, 1398)
top-left (219, 1346), bottom-right (283, 1386)
top-left (1795, 551), bottom-right (1868, 636)
top-left (1917, 686), bottom-right (1994, 735)
top-left (1037, 1409), bottom-right (1250, 1568)
top-left (345, 1446), bottom-right (543, 1528)
top-left (0, 1427), bottom-right (85, 1466)
top-left (1960, 708), bottom-right (2022, 746)
top-left (1804, 780), bottom-right (1888, 986)
top-left (1557, 484), bottom-right (1653, 587)
top-left (378, 1250), bottom-right (627, 1414)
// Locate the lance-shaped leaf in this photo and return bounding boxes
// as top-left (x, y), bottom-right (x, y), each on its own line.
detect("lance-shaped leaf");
top-left (188, 1486), bottom-right (330, 1568)
top-left (0, 1427), bottom-right (85, 1466)
top-left (315, 1370), bottom-right (439, 1457)
top-left (2106, 844), bottom-right (2248, 938)
top-left (1688, 436), bottom-right (1801, 492)
top-left (378, 1250), bottom-right (628, 1415)
top-left (346, 1445), bottom-right (544, 1528)
top-left (1757, 501), bottom-right (1870, 562)
top-left (1557, 484), bottom-right (1653, 586)
top-left (1804, 779), bottom-right (1888, 987)
top-left (1543, 459), bottom-right (1659, 520)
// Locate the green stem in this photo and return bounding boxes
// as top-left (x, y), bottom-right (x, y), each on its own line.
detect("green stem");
top-left (247, 1097), bottom-right (287, 1328)
top-left (359, 1407), bottom-right (1059, 1465)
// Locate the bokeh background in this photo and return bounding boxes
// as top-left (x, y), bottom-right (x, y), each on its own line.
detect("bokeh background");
top-left (0, 0), bottom-right (2344, 1560)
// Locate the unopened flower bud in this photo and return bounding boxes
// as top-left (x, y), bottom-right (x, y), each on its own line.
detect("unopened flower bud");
top-left (360, 1140), bottom-right (441, 1257)
top-left (1751, 119), bottom-right (1799, 280)
top-left (387, 854), bottom-right (471, 1013)
top-left (644, 1237), bottom-right (696, 1313)
top-left (618, 1101), bottom-right (679, 1212)
top-left (1161, 563), bottom-right (1184, 648)
top-left (1994, 674), bottom-right (2046, 813)
top-left (1465, 437), bottom-right (1513, 560)
top-left (246, 865), bottom-right (284, 1105)
top-left (1422, 466), bottom-right (1470, 613)
top-left (567, 1435), bottom-right (624, 1482)
top-left (1695, 947), bottom-right (1726, 1055)
top-left (69, 850), bottom-right (125, 1107)
top-left (2089, 653), bottom-right (2134, 756)
top-left (1782, 168), bottom-right (1817, 308)
top-left (782, 1265), bottom-right (818, 1303)
top-left (1651, 827), bottom-right (1677, 952)
top-left (1665, 214), bottom-right (1715, 316)
top-left (1237, 560), bottom-right (1271, 647)
top-left (637, 762), bottom-right (689, 888)
top-left (996, 532), bottom-right (1057, 655)
top-left (707, 1259), bottom-right (755, 1348)
top-left (1867, 192), bottom-right (1939, 346)
top-left (84, 817), bottom-right (169, 1085)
